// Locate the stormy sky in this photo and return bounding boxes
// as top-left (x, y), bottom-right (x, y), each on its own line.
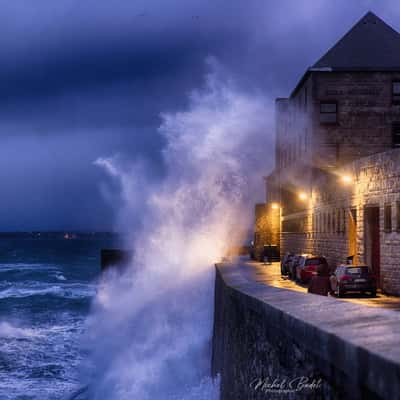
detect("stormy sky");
top-left (2, 0), bottom-right (399, 231)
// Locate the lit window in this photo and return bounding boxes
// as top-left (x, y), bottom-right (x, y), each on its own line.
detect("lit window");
top-left (320, 102), bottom-right (337, 124)
top-left (392, 123), bottom-right (400, 147)
top-left (392, 81), bottom-right (400, 105)
top-left (384, 204), bottom-right (392, 232)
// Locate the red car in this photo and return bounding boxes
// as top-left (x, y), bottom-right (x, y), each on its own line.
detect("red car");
top-left (296, 255), bottom-right (328, 283)
top-left (331, 265), bottom-right (377, 297)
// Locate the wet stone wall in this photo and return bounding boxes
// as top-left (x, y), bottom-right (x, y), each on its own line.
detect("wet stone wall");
top-left (212, 264), bottom-right (400, 400)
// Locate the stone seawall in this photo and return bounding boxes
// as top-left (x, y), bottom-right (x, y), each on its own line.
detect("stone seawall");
top-left (212, 262), bottom-right (400, 400)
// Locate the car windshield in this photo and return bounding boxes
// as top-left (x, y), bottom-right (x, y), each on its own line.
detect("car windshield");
top-left (306, 258), bottom-right (326, 266)
top-left (346, 267), bottom-right (369, 274)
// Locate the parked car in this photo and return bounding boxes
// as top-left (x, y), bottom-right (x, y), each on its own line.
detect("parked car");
top-left (288, 255), bottom-right (302, 280)
top-left (249, 241), bottom-right (255, 260)
top-left (330, 265), bottom-right (377, 297)
top-left (296, 255), bottom-right (328, 283)
top-left (281, 253), bottom-right (295, 276)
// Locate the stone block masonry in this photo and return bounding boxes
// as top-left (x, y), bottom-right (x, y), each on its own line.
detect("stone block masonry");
top-left (212, 262), bottom-right (400, 400)
top-left (281, 148), bottom-right (400, 295)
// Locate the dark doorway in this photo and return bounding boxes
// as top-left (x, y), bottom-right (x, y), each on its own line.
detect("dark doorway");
top-left (364, 207), bottom-right (380, 286)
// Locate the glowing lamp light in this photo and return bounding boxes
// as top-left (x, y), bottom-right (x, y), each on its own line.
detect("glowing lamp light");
top-left (298, 192), bottom-right (308, 201)
top-left (271, 202), bottom-right (280, 210)
top-left (341, 175), bottom-right (353, 185)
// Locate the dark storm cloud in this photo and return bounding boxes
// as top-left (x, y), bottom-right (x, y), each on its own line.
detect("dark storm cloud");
top-left (1, 0), bottom-right (399, 230)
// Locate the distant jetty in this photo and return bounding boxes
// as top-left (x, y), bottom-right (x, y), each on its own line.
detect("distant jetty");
top-left (101, 249), bottom-right (132, 272)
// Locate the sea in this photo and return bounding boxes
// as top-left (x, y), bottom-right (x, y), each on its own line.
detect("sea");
top-left (0, 233), bottom-right (122, 400)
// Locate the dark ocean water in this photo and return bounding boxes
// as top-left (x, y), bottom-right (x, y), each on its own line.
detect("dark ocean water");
top-left (0, 235), bottom-right (121, 400)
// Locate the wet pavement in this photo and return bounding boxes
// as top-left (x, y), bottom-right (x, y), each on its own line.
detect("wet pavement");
top-left (237, 260), bottom-right (400, 311)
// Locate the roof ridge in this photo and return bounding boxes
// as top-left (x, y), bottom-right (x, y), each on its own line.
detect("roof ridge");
top-left (312, 11), bottom-right (400, 69)
top-left (290, 11), bottom-right (400, 97)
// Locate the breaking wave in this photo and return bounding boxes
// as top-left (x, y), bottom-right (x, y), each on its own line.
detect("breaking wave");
top-left (87, 63), bottom-right (271, 399)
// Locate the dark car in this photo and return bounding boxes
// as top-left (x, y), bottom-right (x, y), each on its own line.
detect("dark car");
top-left (288, 255), bottom-right (303, 280)
top-left (296, 255), bottom-right (328, 283)
top-left (330, 265), bottom-right (377, 297)
top-left (281, 253), bottom-right (295, 276)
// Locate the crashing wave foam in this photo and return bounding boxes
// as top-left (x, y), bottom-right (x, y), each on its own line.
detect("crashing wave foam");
top-left (0, 321), bottom-right (40, 338)
top-left (0, 283), bottom-right (96, 299)
top-left (0, 263), bottom-right (58, 272)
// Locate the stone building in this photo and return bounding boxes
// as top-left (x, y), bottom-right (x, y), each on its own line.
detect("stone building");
top-left (255, 11), bottom-right (400, 295)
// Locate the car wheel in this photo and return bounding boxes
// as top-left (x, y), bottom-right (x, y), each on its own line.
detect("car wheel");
top-left (370, 290), bottom-right (377, 297)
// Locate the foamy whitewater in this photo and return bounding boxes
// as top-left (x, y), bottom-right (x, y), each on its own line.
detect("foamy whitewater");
top-left (85, 63), bottom-right (271, 400)
top-left (0, 236), bottom-right (119, 399)
top-left (0, 63), bottom-right (270, 400)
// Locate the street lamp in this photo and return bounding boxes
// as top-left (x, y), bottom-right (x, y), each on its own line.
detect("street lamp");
top-left (298, 191), bottom-right (308, 201)
top-left (341, 174), bottom-right (353, 185)
top-left (271, 202), bottom-right (280, 210)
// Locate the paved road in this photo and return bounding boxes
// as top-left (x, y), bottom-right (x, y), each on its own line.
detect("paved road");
top-left (237, 260), bottom-right (400, 311)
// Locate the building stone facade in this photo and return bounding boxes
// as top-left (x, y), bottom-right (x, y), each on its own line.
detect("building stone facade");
top-left (255, 12), bottom-right (400, 294)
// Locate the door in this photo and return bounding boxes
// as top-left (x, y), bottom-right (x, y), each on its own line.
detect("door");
top-left (364, 206), bottom-right (380, 286)
top-left (348, 208), bottom-right (357, 263)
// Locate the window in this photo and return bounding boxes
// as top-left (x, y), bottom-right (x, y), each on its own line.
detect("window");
top-left (320, 102), bottom-right (337, 124)
top-left (384, 204), bottom-right (392, 232)
top-left (304, 87), bottom-right (308, 109)
top-left (342, 208), bottom-right (346, 234)
top-left (393, 81), bottom-right (400, 105)
top-left (392, 123), bottom-right (400, 147)
top-left (298, 136), bottom-right (301, 156)
top-left (397, 202), bottom-right (400, 231)
top-left (304, 129), bottom-right (307, 150)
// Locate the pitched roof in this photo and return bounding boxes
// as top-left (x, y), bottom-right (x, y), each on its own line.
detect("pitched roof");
top-left (291, 12), bottom-right (400, 97)
top-left (312, 11), bottom-right (400, 71)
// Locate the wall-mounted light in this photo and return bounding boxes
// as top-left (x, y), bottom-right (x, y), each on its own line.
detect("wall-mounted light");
top-left (271, 202), bottom-right (280, 210)
top-left (298, 192), bottom-right (308, 201)
top-left (341, 175), bottom-right (353, 185)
